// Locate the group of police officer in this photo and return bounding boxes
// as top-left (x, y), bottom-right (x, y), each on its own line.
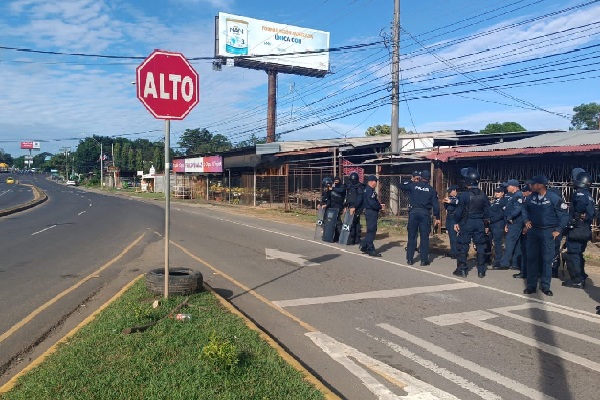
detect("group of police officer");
top-left (442, 167), bottom-right (597, 297)
top-left (318, 167), bottom-right (598, 298)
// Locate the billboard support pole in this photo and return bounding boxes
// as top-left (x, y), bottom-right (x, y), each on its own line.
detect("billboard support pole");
top-left (266, 70), bottom-right (277, 143)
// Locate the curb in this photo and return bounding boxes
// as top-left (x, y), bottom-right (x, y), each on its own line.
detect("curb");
top-left (0, 184), bottom-right (48, 217)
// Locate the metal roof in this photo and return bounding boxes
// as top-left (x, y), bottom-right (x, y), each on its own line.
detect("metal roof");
top-left (457, 130), bottom-right (600, 152)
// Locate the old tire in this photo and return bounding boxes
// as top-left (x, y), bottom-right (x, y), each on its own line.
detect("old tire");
top-left (145, 268), bottom-right (203, 296)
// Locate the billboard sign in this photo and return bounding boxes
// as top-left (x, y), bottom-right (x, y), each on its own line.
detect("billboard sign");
top-left (216, 12), bottom-right (330, 76)
top-left (172, 156), bottom-right (223, 173)
top-left (21, 141), bottom-right (41, 150)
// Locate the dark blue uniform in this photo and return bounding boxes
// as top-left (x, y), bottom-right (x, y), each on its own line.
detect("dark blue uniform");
top-left (523, 191), bottom-right (569, 292)
top-left (565, 188), bottom-right (596, 283)
top-left (499, 190), bottom-right (524, 269)
top-left (444, 195), bottom-right (459, 258)
top-left (454, 187), bottom-right (490, 275)
top-left (489, 195), bottom-right (507, 266)
top-left (400, 180), bottom-right (441, 264)
top-left (345, 182), bottom-right (365, 245)
top-left (359, 185), bottom-right (382, 252)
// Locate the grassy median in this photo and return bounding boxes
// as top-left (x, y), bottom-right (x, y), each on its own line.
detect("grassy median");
top-left (1, 280), bottom-right (324, 400)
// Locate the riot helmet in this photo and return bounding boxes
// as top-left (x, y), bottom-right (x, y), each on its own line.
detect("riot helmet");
top-left (461, 167), bottom-right (480, 186)
top-left (322, 177), bottom-right (333, 187)
top-left (571, 168), bottom-right (586, 182)
top-left (349, 172), bottom-right (359, 183)
top-left (574, 171), bottom-right (592, 188)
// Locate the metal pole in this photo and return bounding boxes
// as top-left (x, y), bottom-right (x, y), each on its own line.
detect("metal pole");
top-left (390, 0), bottom-right (400, 215)
top-left (100, 143), bottom-right (103, 190)
top-left (228, 169), bottom-right (231, 203)
top-left (333, 148), bottom-right (337, 178)
top-left (253, 167), bottom-right (257, 207)
top-left (164, 119), bottom-right (170, 299)
top-left (266, 70), bottom-right (277, 143)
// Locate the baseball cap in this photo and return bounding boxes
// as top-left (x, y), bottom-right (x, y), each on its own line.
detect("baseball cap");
top-left (494, 186), bottom-right (505, 193)
top-left (366, 175), bottom-right (378, 182)
top-left (521, 184), bottom-right (532, 193)
top-left (503, 179), bottom-right (520, 188)
top-left (530, 175), bottom-right (548, 185)
top-left (420, 170), bottom-right (431, 180)
top-left (446, 185), bottom-right (458, 193)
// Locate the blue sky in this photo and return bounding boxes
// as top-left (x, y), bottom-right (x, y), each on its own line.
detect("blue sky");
top-left (0, 0), bottom-right (599, 158)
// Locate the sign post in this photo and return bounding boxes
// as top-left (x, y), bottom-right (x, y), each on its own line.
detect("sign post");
top-left (136, 49), bottom-right (199, 298)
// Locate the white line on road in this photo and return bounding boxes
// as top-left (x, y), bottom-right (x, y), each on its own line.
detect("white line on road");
top-left (78, 211), bottom-right (86, 216)
top-left (357, 328), bottom-right (501, 400)
top-left (426, 310), bottom-right (600, 373)
top-left (274, 282), bottom-right (477, 308)
top-left (31, 225), bottom-right (57, 236)
top-left (265, 248), bottom-right (320, 267)
top-left (306, 331), bottom-right (460, 400)
top-left (378, 323), bottom-right (557, 400)
top-left (489, 303), bottom-right (600, 346)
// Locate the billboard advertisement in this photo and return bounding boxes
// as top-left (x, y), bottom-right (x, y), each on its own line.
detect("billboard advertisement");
top-left (21, 141), bottom-right (41, 150)
top-left (172, 156), bottom-right (223, 173)
top-left (216, 12), bottom-right (330, 75)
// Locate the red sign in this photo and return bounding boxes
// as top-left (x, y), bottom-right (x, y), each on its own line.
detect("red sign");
top-left (20, 141), bottom-right (40, 150)
top-left (136, 50), bottom-right (199, 120)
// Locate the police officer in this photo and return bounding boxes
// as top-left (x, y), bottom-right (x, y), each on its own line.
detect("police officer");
top-left (319, 177), bottom-right (333, 210)
top-left (562, 169), bottom-right (596, 289)
top-left (359, 175), bottom-right (385, 257)
top-left (329, 176), bottom-right (346, 240)
top-left (523, 175), bottom-right (569, 296)
top-left (489, 186), bottom-right (507, 267)
top-left (517, 184), bottom-right (533, 278)
top-left (495, 179), bottom-right (524, 271)
top-left (443, 185), bottom-right (460, 259)
top-left (400, 170), bottom-right (441, 266)
top-left (345, 172), bottom-right (365, 245)
top-left (453, 168), bottom-right (490, 278)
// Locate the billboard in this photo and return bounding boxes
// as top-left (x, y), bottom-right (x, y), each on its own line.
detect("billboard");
top-left (172, 156), bottom-right (223, 174)
top-left (216, 12), bottom-right (330, 77)
top-left (21, 141), bottom-right (41, 150)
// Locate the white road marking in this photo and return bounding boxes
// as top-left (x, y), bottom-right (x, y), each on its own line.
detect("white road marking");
top-left (489, 303), bottom-right (600, 346)
top-left (78, 211), bottom-right (86, 216)
top-left (426, 310), bottom-right (600, 373)
top-left (180, 208), bottom-right (600, 319)
top-left (306, 331), bottom-right (460, 400)
top-left (379, 323), bottom-right (557, 400)
top-left (274, 282), bottom-right (477, 308)
top-left (357, 328), bottom-right (501, 400)
top-left (265, 248), bottom-right (320, 267)
top-left (31, 225), bottom-right (57, 236)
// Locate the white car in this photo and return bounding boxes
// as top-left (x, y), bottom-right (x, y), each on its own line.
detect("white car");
top-left (66, 180), bottom-right (78, 186)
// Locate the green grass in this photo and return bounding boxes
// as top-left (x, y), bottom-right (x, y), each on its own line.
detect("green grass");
top-left (2, 280), bottom-right (324, 400)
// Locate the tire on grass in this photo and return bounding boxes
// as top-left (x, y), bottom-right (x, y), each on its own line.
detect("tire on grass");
top-left (145, 268), bottom-right (203, 296)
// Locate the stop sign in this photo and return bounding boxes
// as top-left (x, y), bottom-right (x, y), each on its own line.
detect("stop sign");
top-left (136, 50), bottom-right (199, 120)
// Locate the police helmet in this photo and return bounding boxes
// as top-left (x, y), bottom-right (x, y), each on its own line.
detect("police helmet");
top-left (322, 177), bottom-right (333, 187)
top-left (571, 168), bottom-right (586, 182)
top-left (574, 171), bottom-right (592, 188)
top-left (420, 170), bottom-right (431, 181)
top-left (349, 172), bottom-right (359, 183)
top-left (461, 167), bottom-right (480, 186)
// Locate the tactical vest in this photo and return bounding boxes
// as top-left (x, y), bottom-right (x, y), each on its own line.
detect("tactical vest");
top-left (463, 189), bottom-right (486, 221)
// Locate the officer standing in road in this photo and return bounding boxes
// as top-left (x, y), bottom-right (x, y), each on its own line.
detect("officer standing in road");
top-left (400, 170), bottom-right (441, 266)
top-left (523, 175), bottom-right (569, 296)
top-left (488, 186), bottom-right (507, 267)
top-left (562, 169), bottom-right (596, 289)
top-left (359, 175), bottom-right (385, 257)
top-left (453, 168), bottom-right (490, 278)
top-left (495, 179), bottom-right (524, 271)
top-left (443, 185), bottom-right (460, 259)
top-left (319, 177), bottom-right (333, 210)
top-left (345, 172), bottom-right (365, 245)
top-left (329, 176), bottom-right (346, 241)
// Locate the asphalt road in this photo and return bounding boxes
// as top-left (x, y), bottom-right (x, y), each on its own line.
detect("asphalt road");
top-left (2, 184), bottom-right (600, 399)
top-left (0, 179), bottom-right (33, 210)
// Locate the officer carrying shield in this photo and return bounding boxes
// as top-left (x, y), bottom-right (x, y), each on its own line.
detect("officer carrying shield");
top-left (345, 172), bottom-right (365, 245)
top-left (562, 169), bottom-right (596, 289)
top-left (453, 168), bottom-right (490, 278)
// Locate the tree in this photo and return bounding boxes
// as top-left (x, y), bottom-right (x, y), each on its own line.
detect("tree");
top-left (480, 122), bottom-right (526, 134)
top-left (570, 102), bottom-right (600, 130)
top-left (365, 124), bottom-right (412, 136)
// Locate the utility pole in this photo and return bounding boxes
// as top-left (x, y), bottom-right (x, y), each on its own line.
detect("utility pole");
top-left (390, 0), bottom-right (400, 215)
top-left (266, 69), bottom-right (278, 143)
top-left (100, 142), bottom-right (103, 190)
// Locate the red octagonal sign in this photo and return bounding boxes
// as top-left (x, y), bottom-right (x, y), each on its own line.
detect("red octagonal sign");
top-left (136, 50), bottom-right (199, 120)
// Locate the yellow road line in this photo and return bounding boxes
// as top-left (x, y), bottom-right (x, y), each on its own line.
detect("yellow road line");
top-left (172, 241), bottom-right (341, 400)
top-left (0, 233), bottom-right (146, 344)
top-left (0, 275), bottom-right (144, 393)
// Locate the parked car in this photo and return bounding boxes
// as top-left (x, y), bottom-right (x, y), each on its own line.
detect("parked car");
top-left (66, 180), bottom-right (78, 186)
top-left (6, 177), bottom-right (15, 184)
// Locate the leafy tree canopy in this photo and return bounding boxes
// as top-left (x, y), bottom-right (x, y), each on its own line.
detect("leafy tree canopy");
top-left (177, 128), bottom-right (232, 155)
top-left (365, 124), bottom-right (413, 136)
top-left (570, 102), bottom-right (600, 130)
top-left (480, 122), bottom-right (526, 134)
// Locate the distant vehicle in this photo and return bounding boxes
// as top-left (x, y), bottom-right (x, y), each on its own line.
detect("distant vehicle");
top-left (66, 180), bottom-right (78, 186)
top-left (6, 177), bottom-right (15, 184)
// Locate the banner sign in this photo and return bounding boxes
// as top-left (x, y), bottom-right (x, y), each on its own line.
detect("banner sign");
top-left (172, 156), bottom-right (223, 173)
top-left (21, 141), bottom-right (41, 150)
top-left (216, 12), bottom-right (330, 73)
